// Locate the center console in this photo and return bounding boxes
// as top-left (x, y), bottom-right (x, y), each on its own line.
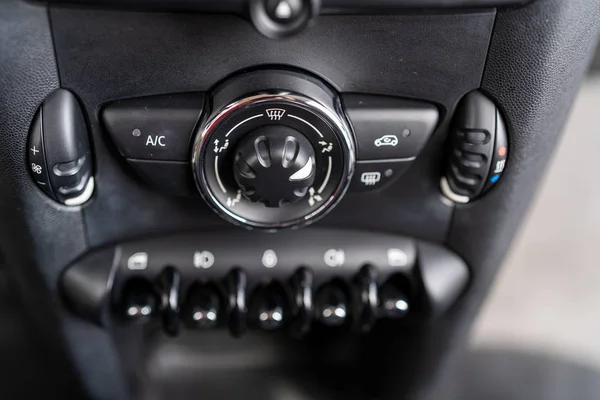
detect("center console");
top-left (1, 0), bottom-right (597, 399)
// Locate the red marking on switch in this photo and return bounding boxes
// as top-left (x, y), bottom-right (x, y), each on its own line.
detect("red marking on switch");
top-left (498, 146), bottom-right (507, 157)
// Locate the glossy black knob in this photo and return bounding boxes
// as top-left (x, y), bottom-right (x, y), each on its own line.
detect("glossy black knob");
top-left (289, 267), bottom-right (314, 337)
top-left (156, 267), bottom-right (181, 336)
top-left (233, 125), bottom-right (316, 207)
top-left (355, 265), bottom-right (378, 333)
top-left (183, 283), bottom-right (222, 329)
top-left (250, 282), bottom-right (289, 331)
top-left (379, 280), bottom-right (410, 319)
top-left (118, 277), bottom-right (158, 322)
top-left (315, 283), bottom-right (348, 327)
top-left (224, 268), bottom-right (248, 338)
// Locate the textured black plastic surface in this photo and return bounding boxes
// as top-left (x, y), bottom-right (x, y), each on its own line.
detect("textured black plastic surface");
top-left (128, 159), bottom-right (197, 197)
top-left (61, 247), bottom-right (117, 326)
top-left (50, 9), bottom-right (494, 244)
top-left (417, 241), bottom-right (469, 317)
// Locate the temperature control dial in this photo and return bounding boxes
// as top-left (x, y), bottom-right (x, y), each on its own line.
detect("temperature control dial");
top-left (192, 70), bottom-right (355, 229)
top-left (233, 125), bottom-right (316, 207)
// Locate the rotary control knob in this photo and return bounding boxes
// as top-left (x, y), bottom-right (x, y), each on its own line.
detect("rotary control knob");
top-left (192, 69), bottom-right (355, 229)
top-left (233, 126), bottom-right (316, 207)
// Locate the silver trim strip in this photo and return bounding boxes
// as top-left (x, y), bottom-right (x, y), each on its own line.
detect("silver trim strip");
top-left (191, 91), bottom-right (356, 230)
top-left (215, 156), bottom-right (227, 194)
top-left (440, 176), bottom-right (470, 204)
top-left (318, 156), bottom-right (332, 194)
top-left (64, 177), bottom-right (95, 206)
top-left (225, 114), bottom-right (263, 137)
top-left (288, 114), bottom-right (324, 138)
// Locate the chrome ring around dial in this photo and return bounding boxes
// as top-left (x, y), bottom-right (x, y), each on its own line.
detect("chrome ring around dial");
top-left (192, 91), bottom-right (356, 230)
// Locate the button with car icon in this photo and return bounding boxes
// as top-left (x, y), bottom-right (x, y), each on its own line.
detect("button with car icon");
top-left (374, 135), bottom-right (399, 147)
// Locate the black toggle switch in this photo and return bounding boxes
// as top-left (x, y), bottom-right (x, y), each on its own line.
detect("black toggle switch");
top-left (28, 89), bottom-right (94, 205)
top-left (355, 266), bottom-right (378, 333)
top-left (183, 282), bottom-right (222, 329)
top-left (441, 90), bottom-right (509, 203)
top-left (224, 268), bottom-right (248, 338)
top-left (289, 267), bottom-right (314, 338)
top-left (117, 277), bottom-right (159, 322)
top-left (379, 277), bottom-right (410, 319)
top-left (156, 267), bottom-right (182, 336)
top-left (249, 282), bottom-right (289, 331)
top-left (315, 281), bottom-right (349, 327)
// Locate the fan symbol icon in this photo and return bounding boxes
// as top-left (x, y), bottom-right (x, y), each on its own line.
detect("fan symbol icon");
top-left (31, 163), bottom-right (42, 174)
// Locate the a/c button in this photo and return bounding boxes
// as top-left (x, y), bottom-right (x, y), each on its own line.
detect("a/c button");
top-left (102, 92), bottom-right (205, 161)
top-left (350, 160), bottom-right (412, 193)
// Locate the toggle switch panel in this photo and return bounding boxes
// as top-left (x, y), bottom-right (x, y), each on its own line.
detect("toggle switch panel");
top-left (61, 229), bottom-right (469, 338)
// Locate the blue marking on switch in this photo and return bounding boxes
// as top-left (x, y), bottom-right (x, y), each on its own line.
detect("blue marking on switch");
top-left (490, 174), bottom-right (501, 183)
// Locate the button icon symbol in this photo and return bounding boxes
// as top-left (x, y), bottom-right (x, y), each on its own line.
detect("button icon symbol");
top-left (31, 163), bottom-right (43, 175)
top-left (193, 251), bottom-right (215, 269)
top-left (360, 172), bottom-right (381, 186)
top-left (127, 252), bottom-right (148, 270)
top-left (266, 108), bottom-right (286, 121)
top-left (262, 250), bottom-right (278, 268)
top-left (30, 146), bottom-right (40, 155)
top-left (494, 159), bottom-right (506, 173)
top-left (226, 190), bottom-right (242, 208)
top-left (374, 135), bottom-right (399, 147)
top-left (146, 135), bottom-right (166, 147)
top-left (308, 187), bottom-right (323, 207)
top-left (213, 138), bottom-right (230, 154)
top-left (318, 141), bottom-right (333, 153)
top-left (324, 249), bottom-right (345, 267)
top-left (387, 248), bottom-right (408, 267)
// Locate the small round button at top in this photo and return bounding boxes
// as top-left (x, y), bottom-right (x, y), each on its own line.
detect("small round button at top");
top-left (233, 125), bottom-right (316, 208)
top-left (265, 0), bottom-right (304, 23)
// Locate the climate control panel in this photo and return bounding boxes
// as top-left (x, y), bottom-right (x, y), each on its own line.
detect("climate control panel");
top-left (100, 68), bottom-right (439, 229)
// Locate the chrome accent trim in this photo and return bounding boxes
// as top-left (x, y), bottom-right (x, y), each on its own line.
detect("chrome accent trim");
top-left (440, 176), bottom-right (470, 204)
top-left (63, 177), bottom-right (95, 206)
top-left (191, 91), bottom-right (356, 230)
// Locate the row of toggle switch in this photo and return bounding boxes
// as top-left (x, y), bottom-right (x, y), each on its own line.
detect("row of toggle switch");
top-left (116, 265), bottom-right (411, 338)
